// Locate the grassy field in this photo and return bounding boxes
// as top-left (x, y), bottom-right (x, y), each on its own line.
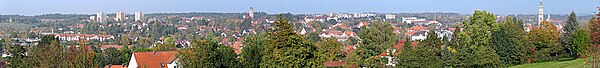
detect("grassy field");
top-left (509, 59), bottom-right (585, 68)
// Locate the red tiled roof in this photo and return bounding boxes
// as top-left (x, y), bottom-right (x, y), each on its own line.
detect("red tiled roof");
top-left (132, 51), bottom-right (177, 68)
top-left (405, 31), bottom-right (416, 36)
top-left (344, 45), bottom-right (357, 54)
top-left (448, 28), bottom-right (456, 32)
top-left (344, 31), bottom-right (358, 36)
top-left (408, 25), bottom-right (428, 31)
top-left (411, 42), bottom-right (418, 48)
top-left (395, 40), bottom-right (405, 50)
top-left (380, 52), bottom-right (387, 56)
top-left (233, 42), bottom-right (242, 54)
top-left (354, 22), bottom-right (369, 27)
top-left (394, 27), bottom-right (403, 31)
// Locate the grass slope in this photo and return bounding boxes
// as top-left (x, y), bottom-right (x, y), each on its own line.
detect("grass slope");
top-left (509, 59), bottom-right (585, 68)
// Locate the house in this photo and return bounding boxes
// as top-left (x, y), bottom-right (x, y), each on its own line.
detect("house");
top-left (54, 34), bottom-right (115, 42)
top-left (128, 51), bottom-right (178, 68)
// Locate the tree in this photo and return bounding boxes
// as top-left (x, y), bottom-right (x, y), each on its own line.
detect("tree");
top-left (561, 11), bottom-right (579, 58)
top-left (317, 38), bottom-right (344, 61)
top-left (104, 47), bottom-right (121, 64)
top-left (30, 35), bottom-right (68, 67)
top-left (421, 29), bottom-right (443, 47)
top-left (119, 46), bottom-right (132, 64)
top-left (240, 33), bottom-right (268, 67)
top-left (5, 41), bottom-right (34, 68)
top-left (490, 16), bottom-right (527, 66)
top-left (455, 10), bottom-right (501, 67)
top-left (397, 30), bottom-right (444, 67)
top-left (177, 39), bottom-right (240, 68)
top-left (67, 47), bottom-right (98, 68)
top-left (397, 46), bottom-right (443, 67)
top-left (304, 32), bottom-right (320, 43)
top-left (528, 21), bottom-right (562, 61)
top-left (571, 28), bottom-right (589, 57)
top-left (357, 20), bottom-right (396, 66)
top-left (260, 15), bottom-right (322, 67)
top-left (120, 35), bottom-right (130, 45)
top-left (588, 17), bottom-right (600, 46)
top-left (153, 36), bottom-right (176, 51)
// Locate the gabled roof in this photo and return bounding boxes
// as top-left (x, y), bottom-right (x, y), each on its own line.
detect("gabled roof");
top-left (407, 25), bottom-right (427, 31)
top-left (132, 51), bottom-right (177, 68)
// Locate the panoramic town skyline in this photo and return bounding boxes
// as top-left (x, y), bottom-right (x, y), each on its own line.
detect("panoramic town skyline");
top-left (1, 0), bottom-right (599, 15)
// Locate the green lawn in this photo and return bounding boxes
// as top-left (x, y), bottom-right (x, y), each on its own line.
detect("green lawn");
top-left (509, 59), bottom-right (585, 68)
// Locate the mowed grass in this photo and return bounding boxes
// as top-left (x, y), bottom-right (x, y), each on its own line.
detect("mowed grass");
top-left (509, 59), bottom-right (585, 68)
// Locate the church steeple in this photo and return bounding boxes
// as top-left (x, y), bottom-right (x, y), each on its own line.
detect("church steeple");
top-left (249, 7), bottom-right (254, 18)
top-left (538, 0), bottom-right (544, 25)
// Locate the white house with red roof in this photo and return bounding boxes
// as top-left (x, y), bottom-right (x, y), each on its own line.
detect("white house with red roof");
top-left (128, 51), bottom-right (178, 68)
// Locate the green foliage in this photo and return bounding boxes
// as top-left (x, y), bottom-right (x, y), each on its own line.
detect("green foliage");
top-left (177, 39), bottom-right (240, 68)
top-left (571, 28), bottom-right (589, 57)
top-left (317, 38), bottom-right (344, 61)
top-left (491, 16), bottom-right (527, 66)
top-left (240, 33), bottom-right (268, 68)
top-left (5, 42), bottom-right (34, 68)
top-left (304, 32), bottom-right (321, 42)
top-left (153, 36), bottom-right (177, 51)
top-left (260, 15), bottom-right (322, 67)
top-left (357, 20), bottom-right (396, 66)
top-left (459, 10), bottom-right (498, 46)
top-left (528, 21), bottom-right (563, 62)
top-left (30, 35), bottom-right (68, 67)
top-left (104, 48), bottom-right (121, 64)
top-left (133, 47), bottom-right (153, 52)
top-left (453, 10), bottom-right (501, 67)
top-left (397, 45), bottom-right (444, 67)
top-left (119, 46), bottom-right (132, 64)
top-left (561, 12), bottom-right (579, 58)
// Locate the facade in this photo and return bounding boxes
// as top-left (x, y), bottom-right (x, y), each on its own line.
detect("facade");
top-left (385, 14), bottom-right (396, 19)
top-left (135, 11), bottom-right (145, 22)
top-left (115, 11), bottom-right (126, 22)
top-left (97, 12), bottom-right (107, 23)
top-left (54, 34), bottom-right (115, 42)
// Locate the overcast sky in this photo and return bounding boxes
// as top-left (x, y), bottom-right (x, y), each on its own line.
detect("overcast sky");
top-left (1, 0), bottom-right (598, 16)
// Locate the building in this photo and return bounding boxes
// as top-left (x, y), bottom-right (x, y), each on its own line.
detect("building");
top-left (249, 7), bottom-right (254, 18)
top-left (97, 12), bottom-right (107, 23)
top-left (385, 14), bottom-right (396, 19)
top-left (128, 51), bottom-right (178, 68)
top-left (135, 11), bottom-right (145, 22)
top-left (54, 34), bottom-right (115, 42)
top-left (115, 11), bottom-right (126, 22)
top-left (538, 0), bottom-right (544, 25)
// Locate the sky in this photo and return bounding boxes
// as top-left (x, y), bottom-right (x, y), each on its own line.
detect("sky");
top-left (0, 0), bottom-right (599, 16)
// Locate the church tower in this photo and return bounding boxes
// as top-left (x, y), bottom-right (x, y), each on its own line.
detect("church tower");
top-left (249, 7), bottom-right (254, 18)
top-left (538, 0), bottom-right (544, 25)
